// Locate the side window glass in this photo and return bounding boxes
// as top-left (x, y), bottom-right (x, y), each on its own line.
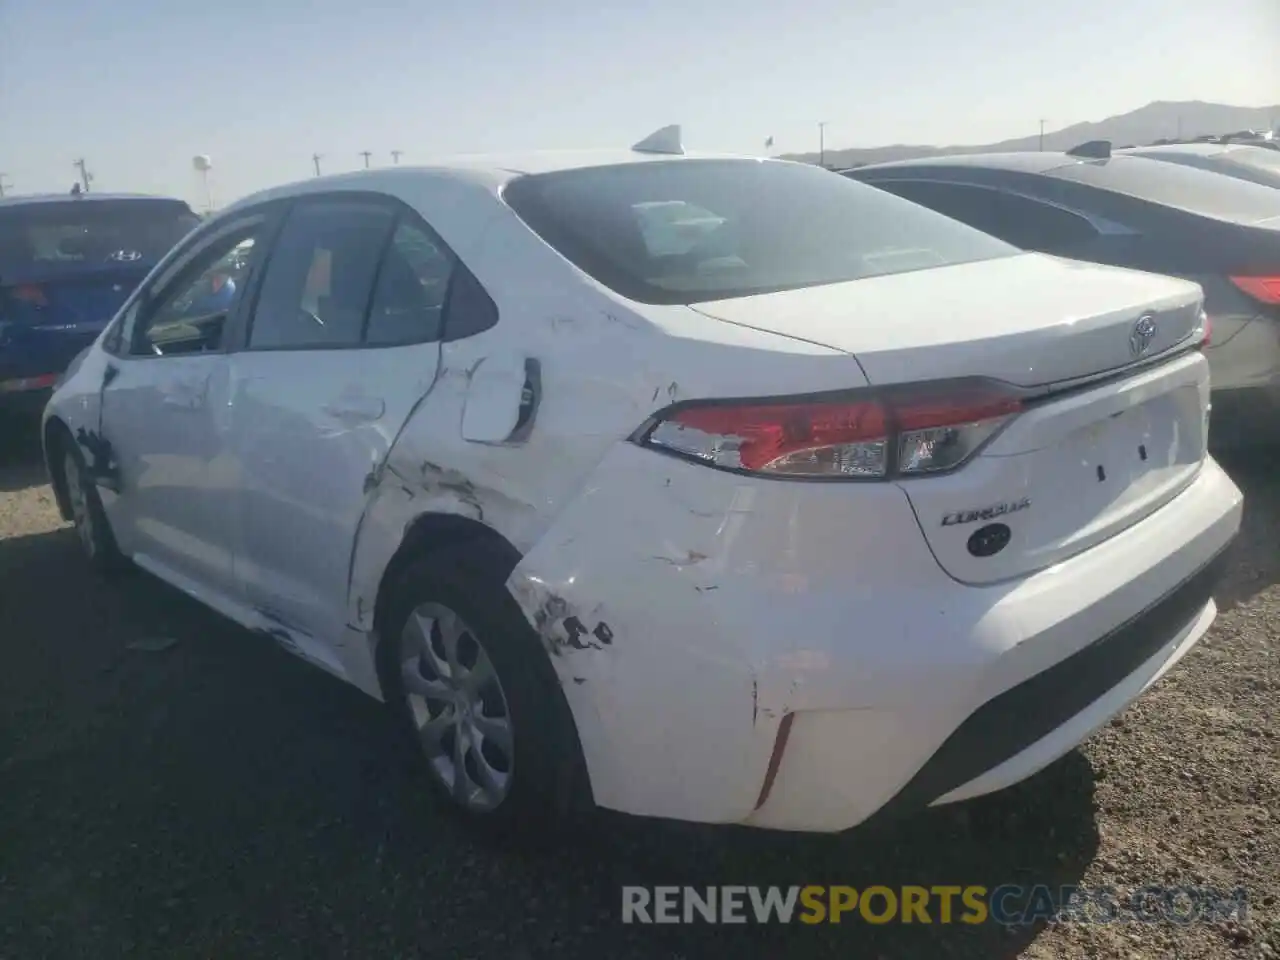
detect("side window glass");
top-left (134, 229), bottom-right (259, 356)
top-left (364, 221), bottom-right (454, 345)
top-left (443, 265), bottom-right (499, 342)
top-left (248, 201), bottom-right (394, 350)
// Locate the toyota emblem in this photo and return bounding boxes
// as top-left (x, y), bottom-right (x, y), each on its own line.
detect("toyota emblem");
top-left (1129, 315), bottom-right (1157, 358)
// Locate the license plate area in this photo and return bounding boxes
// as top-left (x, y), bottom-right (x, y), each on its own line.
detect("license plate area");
top-left (1020, 387), bottom-right (1204, 550)
top-left (1076, 398), bottom-right (1185, 497)
top-left (901, 359), bottom-right (1208, 585)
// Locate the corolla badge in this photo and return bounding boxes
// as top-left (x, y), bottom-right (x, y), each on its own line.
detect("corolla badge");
top-left (941, 497), bottom-right (1031, 527)
top-left (108, 249), bottom-right (143, 262)
top-left (1129, 315), bottom-right (1157, 358)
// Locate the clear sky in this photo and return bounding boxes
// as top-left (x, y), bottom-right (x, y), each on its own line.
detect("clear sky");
top-left (1, 0), bottom-right (1277, 208)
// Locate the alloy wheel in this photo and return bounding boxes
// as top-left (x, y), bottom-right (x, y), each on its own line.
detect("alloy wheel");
top-left (399, 602), bottom-right (515, 812)
top-left (63, 451), bottom-right (96, 558)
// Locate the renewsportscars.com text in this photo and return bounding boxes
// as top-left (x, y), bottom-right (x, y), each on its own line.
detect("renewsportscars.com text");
top-left (621, 885), bottom-right (1250, 926)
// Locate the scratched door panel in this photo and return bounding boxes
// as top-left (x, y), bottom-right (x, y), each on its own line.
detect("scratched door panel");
top-left (227, 343), bottom-right (441, 644)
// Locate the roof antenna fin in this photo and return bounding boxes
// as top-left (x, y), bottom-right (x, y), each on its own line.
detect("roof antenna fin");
top-left (1065, 139), bottom-right (1112, 160)
top-left (632, 125), bottom-right (684, 156)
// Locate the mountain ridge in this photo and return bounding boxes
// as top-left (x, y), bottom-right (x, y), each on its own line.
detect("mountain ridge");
top-left (780, 100), bottom-right (1280, 168)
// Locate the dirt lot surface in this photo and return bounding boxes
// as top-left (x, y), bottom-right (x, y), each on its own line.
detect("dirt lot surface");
top-left (0, 412), bottom-right (1276, 960)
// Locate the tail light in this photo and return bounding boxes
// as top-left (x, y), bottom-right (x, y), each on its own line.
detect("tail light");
top-left (634, 379), bottom-right (1022, 480)
top-left (11, 284), bottom-right (48, 307)
top-left (1229, 276), bottom-right (1280, 306)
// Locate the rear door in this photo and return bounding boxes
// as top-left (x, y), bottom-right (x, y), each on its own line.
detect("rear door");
top-left (225, 194), bottom-right (466, 663)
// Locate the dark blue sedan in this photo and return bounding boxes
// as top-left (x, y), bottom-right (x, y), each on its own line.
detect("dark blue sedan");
top-left (0, 191), bottom-right (200, 412)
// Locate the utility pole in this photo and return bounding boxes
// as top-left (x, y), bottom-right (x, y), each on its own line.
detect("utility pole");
top-left (73, 158), bottom-right (92, 192)
top-left (391, 150), bottom-right (403, 165)
top-left (359, 151), bottom-right (373, 169)
top-left (818, 122), bottom-right (828, 168)
top-left (1038, 120), bottom-right (1047, 152)
top-left (312, 153), bottom-right (323, 177)
top-left (0, 173), bottom-right (9, 198)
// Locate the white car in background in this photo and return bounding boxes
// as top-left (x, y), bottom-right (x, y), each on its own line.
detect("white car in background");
top-left (42, 126), bottom-right (1242, 835)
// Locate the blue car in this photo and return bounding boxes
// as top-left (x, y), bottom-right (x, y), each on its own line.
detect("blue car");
top-left (0, 192), bottom-right (201, 413)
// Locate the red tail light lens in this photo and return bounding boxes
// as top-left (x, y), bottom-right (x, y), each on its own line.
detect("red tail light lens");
top-left (637, 380), bottom-right (1022, 480)
top-left (11, 284), bottom-right (47, 307)
top-left (1229, 276), bottom-right (1280, 305)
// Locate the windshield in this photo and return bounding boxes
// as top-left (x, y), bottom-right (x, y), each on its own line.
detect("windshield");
top-left (0, 199), bottom-right (200, 280)
top-left (502, 159), bottom-right (1020, 305)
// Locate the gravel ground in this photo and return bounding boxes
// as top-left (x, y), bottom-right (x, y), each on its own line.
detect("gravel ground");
top-left (0, 412), bottom-right (1275, 960)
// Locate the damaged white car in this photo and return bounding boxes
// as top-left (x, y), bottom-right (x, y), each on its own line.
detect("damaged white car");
top-left (42, 126), bottom-right (1243, 835)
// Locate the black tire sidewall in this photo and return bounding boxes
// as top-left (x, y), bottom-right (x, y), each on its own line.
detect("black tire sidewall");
top-left (60, 432), bottom-right (125, 574)
top-left (381, 541), bottom-right (585, 836)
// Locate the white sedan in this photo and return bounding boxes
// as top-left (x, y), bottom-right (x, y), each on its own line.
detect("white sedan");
top-left (42, 127), bottom-right (1242, 835)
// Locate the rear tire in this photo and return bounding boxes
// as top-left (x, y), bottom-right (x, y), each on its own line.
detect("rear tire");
top-left (380, 540), bottom-right (589, 841)
top-left (58, 431), bottom-right (127, 576)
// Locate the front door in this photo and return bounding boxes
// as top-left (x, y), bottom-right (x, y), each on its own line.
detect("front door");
top-left (99, 215), bottom-right (270, 601)
top-left (226, 197), bottom-right (453, 660)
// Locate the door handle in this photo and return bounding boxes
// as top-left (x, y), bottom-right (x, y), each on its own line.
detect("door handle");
top-left (322, 397), bottom-right (385, 423)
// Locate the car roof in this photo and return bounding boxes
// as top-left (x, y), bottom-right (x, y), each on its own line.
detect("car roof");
top-left (858, 149), bottom-right (1280, 225)
top-left (224, 148), bottom-right (754, 214)
top-left (848, 151), bottom-right (1085, 175)
top-left (1119, 143), bottom-right (1234, 159)
top-left (0, 192), bottom-right (191, 209)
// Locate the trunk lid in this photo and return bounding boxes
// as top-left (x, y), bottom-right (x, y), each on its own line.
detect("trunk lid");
top-left (691, 254), bottom-right (1209, 584)
top-left (690, 253), bottom-right (1204, 387)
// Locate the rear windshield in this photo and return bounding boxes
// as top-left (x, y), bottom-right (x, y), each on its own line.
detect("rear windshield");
top-left (1221, 145), bottom-right (1280, 175)
top-left (0, 199), bottom-right (200, 279)
top-left (1049, 156), bottom-right (1280, 223)
top-left (502, 159), bottom-right (1019, 304)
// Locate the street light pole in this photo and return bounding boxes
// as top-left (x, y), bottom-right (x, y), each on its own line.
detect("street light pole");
top-left (312, 153), bottom-right (323, 177)
top-left (0, 173), bottom-right (9, 198)
top-left (359, 151), bottom-right (373, 169)
top-left (818, 121), bottom-right (828, 167)
top-left (73, 158), bottom-right (92, 192)
top-left (1039, 119), bottom-right (1047, 152)
top-left (391, 150), bottom-right (403, 165)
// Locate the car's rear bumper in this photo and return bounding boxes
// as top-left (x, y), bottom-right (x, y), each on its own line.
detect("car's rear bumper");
top-left (1205, 309), bottom-right (1280, 446)
top-left (507, 443), bottom-right (1243, 832)
top-left (864, 541), bottom-right (1229, 819)
top-left (1, 326), bottom-right (101, 386)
